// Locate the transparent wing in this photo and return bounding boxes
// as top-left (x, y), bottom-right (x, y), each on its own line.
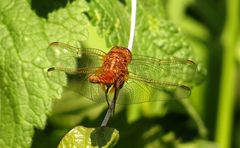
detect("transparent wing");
top-left (114, 56), bottom-right (197, 104)
top-left (129, 55), bottom-right (197, 87)
top-left (68, 71), bottom-right (115, 104)
top-left (116, 75), bottom-right (190, 105)
top-left (47, 66), bottom-right (113, 103)
top-left (46, 42), bottom-right (110, 103)
top-left (46, 42), bottom-right (106, 68)
top-left (59, 70), bottom-right (190, 105)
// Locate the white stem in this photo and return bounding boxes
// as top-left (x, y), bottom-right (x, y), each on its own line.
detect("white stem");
top-left (127, 0), bottom-right (137, 51)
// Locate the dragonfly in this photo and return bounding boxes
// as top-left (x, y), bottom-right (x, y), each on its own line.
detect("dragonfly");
top-left (47, 42), bottom-right (197, 111)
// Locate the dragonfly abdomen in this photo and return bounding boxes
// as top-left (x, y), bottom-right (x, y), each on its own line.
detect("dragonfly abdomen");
top-left (89, 70), bottom-right (116, 85)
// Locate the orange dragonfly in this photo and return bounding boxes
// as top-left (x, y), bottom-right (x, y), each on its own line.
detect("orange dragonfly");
top-left (47, 42), bottom-right (197, 107)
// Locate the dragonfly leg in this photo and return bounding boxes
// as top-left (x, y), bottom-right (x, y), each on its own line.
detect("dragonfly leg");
top-left (112, 80), bottom-right (122, 116)
top-left (112, 88), bottom-right (120, 116)
top-left (105, 85), bottom-right (111, 108)
top-left (47, 66), bottom-right (97, 75)
top-left (47, 67), bottom-right (80, 75)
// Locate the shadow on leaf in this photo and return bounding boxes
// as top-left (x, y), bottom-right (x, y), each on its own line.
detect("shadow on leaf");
top-left (90, 127), bottom-right (117, 147)
top-left (31, 0), bottom-right (74, 18)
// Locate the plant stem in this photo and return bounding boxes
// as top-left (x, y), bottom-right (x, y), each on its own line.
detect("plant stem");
top-left (180, 99), bottom-right (208, 138)
top-left (215, 0), bottom-right (239, 147)
top-left (101, 99), bottom-right (115, 127)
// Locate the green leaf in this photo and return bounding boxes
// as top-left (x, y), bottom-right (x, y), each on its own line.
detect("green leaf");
top-left (0, 0), bottom-right (89, 147)
top-left (87, 0), bottom-right (130, 48)
top-left (58, 126), bottom-right (119, 148)
top-left (89, 0), bottom-right (198, 59)
top-left (133, 0), bottom-right (197, 61)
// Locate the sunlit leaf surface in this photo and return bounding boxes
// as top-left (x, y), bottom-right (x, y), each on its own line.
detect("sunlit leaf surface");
top-left (58, 126), bottom-right (119, 148)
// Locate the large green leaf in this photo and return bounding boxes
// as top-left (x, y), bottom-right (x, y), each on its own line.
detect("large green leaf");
top-left (88, 0), bottom-right (198, 59)
top-left (0, 0), bottom-right (89, 147)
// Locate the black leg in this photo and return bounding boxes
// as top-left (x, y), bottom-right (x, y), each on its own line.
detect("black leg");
top-left (105, 85), bottom-right (111, 108)
top-left (112, 86), bottom-right (120, 116)
top-left (100, 81), bottom-right (122, 127)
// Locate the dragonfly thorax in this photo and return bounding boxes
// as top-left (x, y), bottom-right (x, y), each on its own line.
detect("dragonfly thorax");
top-left (88, 47), bottom-right (131, 87)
